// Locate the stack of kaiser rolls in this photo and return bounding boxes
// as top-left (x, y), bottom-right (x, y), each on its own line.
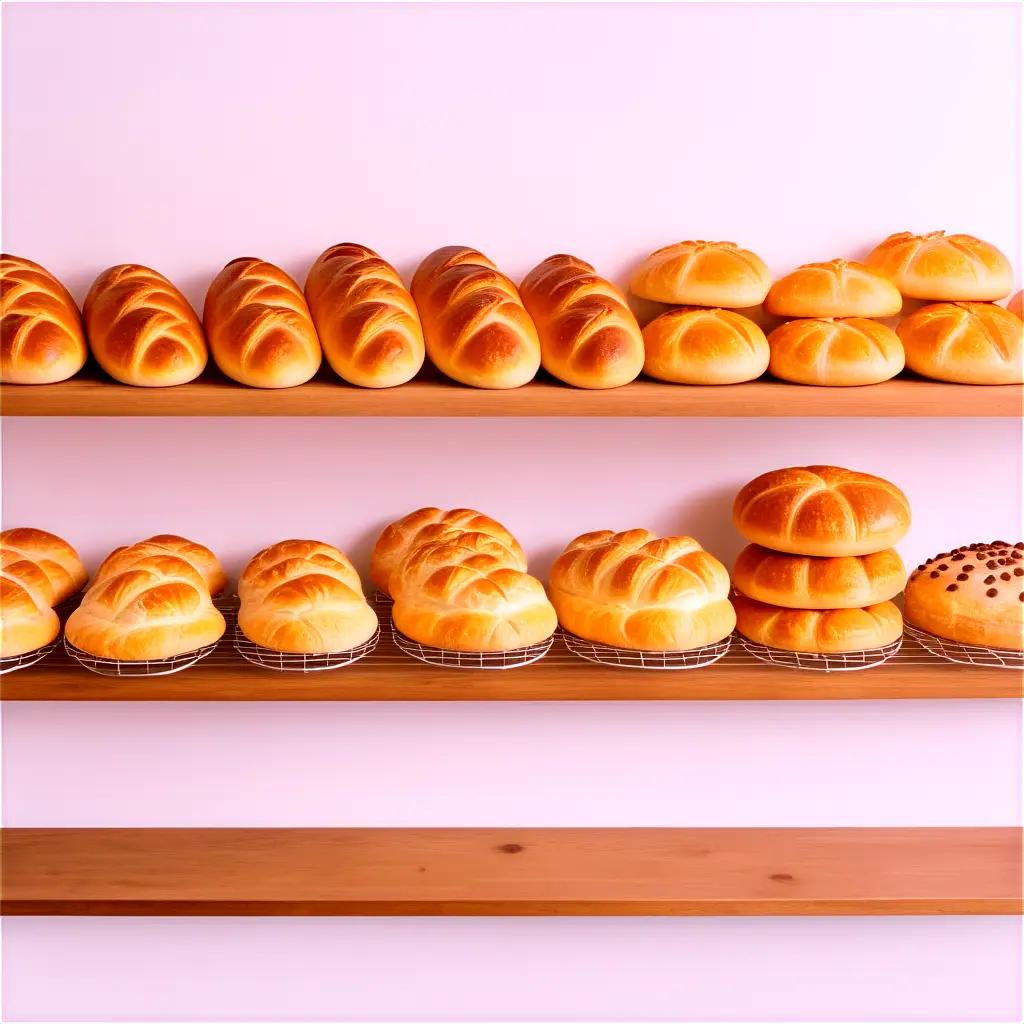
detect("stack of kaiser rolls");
top-left (731, 466), bottom-right (910, 654)
top-left (370, 507), bottom-right (557, 651)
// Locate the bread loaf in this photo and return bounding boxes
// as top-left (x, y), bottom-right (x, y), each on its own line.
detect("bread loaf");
top-left (733, 594), bottom-right (903, 653)
top-left (305, 243), bottom-right (425, 388)
top-left (238, 540), bottom-right (377, 654)
top-left (83, 264), bottom-right (207, 386)
top-left (65, 553), bottom-right (226, 660)
top-left (642, 307), bottom-right (769, 384)
top-left (866, 231), bottom-right (1013, 300)
top-left (904, 541), bottom-right (1024, 650)
top-left (0, 527), bottom-right (88, 605)
top-left (0, 565), bottom-right (60, 657)
top-left (95, 535), bottom-right (226, 596)
top-left (519, 254), bottom-right (643, 389)
top-left (732, 544), bottom-right (906, 609)
top-left (765, 260), bottom-right (902, 318)
top-left (897, 301), bottom-right (1023, 385)
top-left (733, 466), bottom-right (911, 557)
top-left (410, 246), bottom-right (541, 389)
top-left (629, 241), bottom-right (771, 308)
top-left (767, 317), bottom-right (904, 386)
top-left (549, 529), bottom-right (735, 650)
top-left (1, 255), bottom-right (88, 384)
top-left (204, 257), bottom-right (322, 388)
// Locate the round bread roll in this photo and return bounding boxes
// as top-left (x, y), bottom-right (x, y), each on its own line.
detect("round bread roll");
top-left (304, 242), bottom-right (425, 388)
top-left (1, 255), bottom-right (88, 384)
top-left (733, 466), bottom-right (911, 557)
top-left (95, 535), bottom-right (226, 597)
top-left (897, 301), bottom-right (1023, 385)
top-left (549, 529), bottom-right (736, 651)
top-left (0, 566), bottom-right (60, 657)
top-left (764, 260), bottom-right (902, 319)
top-left (865, 231), bottom-right (1013, 301)
top-left (204, 257), bottom-right (322, 388)
top-left (732, 544), bottom-right (906, 609)
top-left (391, 531), bottom-right (529, 599)
top-left (65, 553), bottom-right (226, 661)
top-left (238, 540), bottom-right (378, 654)
top-left (0, 527), bottom-right (88, 605)
top-left (83, 264), bottom-right (207, 386)
top-left (903, 541), bottom-right (1024, 650)
top-left (766, 317), bottom-right (904, 386)
top-left (370, 507), bottom-right (526, 596)
top-left (642, 307), bottom-right (769, 384)
top-left (629, 241), bottom-right (771, 308)
top-left (1008, 292), bottom-right (1022, 319)
top-left (733, 594), bottom-right (903, 653)
top-left (410, 246), bottom-right (541, 389)
top-left (519, 254), bottom-right (644, 389)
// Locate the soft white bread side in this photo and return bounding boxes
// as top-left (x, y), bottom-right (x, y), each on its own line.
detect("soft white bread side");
top-left (0, 527), bottom-right (88, 605)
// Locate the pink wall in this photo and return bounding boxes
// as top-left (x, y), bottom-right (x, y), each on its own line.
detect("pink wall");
top-left (2, 3), bottom-right (1022, 1023)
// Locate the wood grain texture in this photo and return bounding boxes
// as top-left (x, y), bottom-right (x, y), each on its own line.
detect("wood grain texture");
top-left (3, 827), bottom-right (1020, 916)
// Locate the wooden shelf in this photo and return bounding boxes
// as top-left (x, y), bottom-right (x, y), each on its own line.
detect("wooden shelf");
top-left (2, 368), bottom-right (1020, 417)
top-left (3, 827), bottom-right (1019, 916)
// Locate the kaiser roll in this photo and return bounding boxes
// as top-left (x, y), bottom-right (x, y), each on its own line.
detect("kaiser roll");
top-left (95, 535), bottom-right (226, 596)
top-left (0, 565), bottom-right (60, 657)
top-left (629, 241), bottom-right (771, 308)
top-left (0, 527), bottom-right (88, 605)
top-left (766, 317), bottom-right (904, 386)
top-left (765, 260), bottom-right (902, 319)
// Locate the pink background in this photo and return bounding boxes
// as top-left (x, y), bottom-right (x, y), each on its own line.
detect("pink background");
top-left (2, 3), bottom-right (1022, 1022)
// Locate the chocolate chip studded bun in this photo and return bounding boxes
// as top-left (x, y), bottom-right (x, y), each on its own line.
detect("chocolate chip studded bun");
top-left (904, 542), bottom-right (1024, 650)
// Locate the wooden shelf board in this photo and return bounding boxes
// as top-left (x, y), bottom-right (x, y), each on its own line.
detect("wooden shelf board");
top-left (3, 827), bottom-right (1019, 916)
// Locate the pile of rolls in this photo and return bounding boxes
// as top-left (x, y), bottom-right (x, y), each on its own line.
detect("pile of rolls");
top-left (730, 466), bottom-right (911, 655)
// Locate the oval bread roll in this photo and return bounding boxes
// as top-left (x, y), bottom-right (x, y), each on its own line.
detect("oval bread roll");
top-left (391, 531), bottom-right (529, 599)
top-left (765, 260), bottom-right (902, 319)
top-left (204, 257), bottom-right (322, 388)
top-left (865, 231), bottom-right (1013, 301)
top-left (305, 243), bottom-right (425, 388)
top-left (767, 317), bottom-right (904, 386)
top-left (1008, 292), bottom-right (1022, 319)
top-left (642, 307), bottom-right (769, 384)
top-left (733, 465), bottom-right (911, 557)
top-left (519, 254), bottom-right (644, 389)
top-left (1, 255), bottom-right (88, 384)
top-left (95, 535), bottom-right (226, 596)
top-left (0, 527), bottom-right (88, 605)
top-left (0, 565), bottom-right (60, 657)
top-left (904, 541), bottom-right (1024, 650)
top-left (629, 241), bottom-right (771, 308)
top-left (549, 529), bottom-right (736, 651)
top-left (411, 246), bottom-right (541, 389)
top-left (732, 544), bottom-right (906, 609)
top-left (84, 264), bottom-right (207, 386)
top-left (897, 301), bottom-right (1023, 385)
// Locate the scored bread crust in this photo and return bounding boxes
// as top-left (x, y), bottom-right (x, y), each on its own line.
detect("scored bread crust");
top-left (764, 259), bottom-right (902, 319)
top-left (766, 317), bottom-right (904, 386)
top-left (629, 240), bottom-right (771, 308)
top-left (95, 535), bottom-right (227, 597)
top-left (0, 527), bottom-right (88, 605)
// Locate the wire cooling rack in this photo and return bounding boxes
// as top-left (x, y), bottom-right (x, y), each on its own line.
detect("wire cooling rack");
top-left (560, 629), bottom-right (732, 670)
top-left (391, 627), bottom-right (554, 670)
top-left (903, 623), bottom-right (1024, 670)
top-left (64, 636), bottom-right (221, 677)
top-left (233, 622), bottom-right (380, 672)
top-left (738, 635), bottom-right (903, 672)
top-left (0, 637), bottom-right (60, 676)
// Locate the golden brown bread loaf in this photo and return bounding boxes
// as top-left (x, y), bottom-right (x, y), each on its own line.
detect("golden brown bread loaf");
top-left (1008, 292), bottom-right (1022, 319)
top-left (733, 466), bottom-right (911, 557)
top-left (304, 243), bottom-right (425, 388)
top-left (642, 307), bottom-right (769, 384)
top-left (1, 255), bottom-right (88, 384)
top-left (903, 541), bottom-right (1024, 650)
top-left (0, 527), bottom-right (88, 605)
top-left (766, 317), bottom-right (904, 386)
top-left (629, 241), bottom-right (771, 308)
top-left (0, 565), bottom-right (60, 657)
top-left (896, 302), bottom-right (1023, 385)
top-left (204, 257), bottom-right (322, 388)
top-left (733, 595), bottom-right (903, 653)
top-left (65, 553), bottom-right (226, 660)
top-left (410, 246), bottom-right (541, 389)
top-left (370, 507), bottom-right (527, 596)
top-left (95, 535), bottom-right (227, 596)
top-left (83, 264), bottom-right (207, 386)
top-left (732, 544), bottom-right (906, 609)
top-left (865, 231), bottom-right (1013, 301)
top-left (549, 529), bottom-right (736, 650)
top-left (238, 540), bottom-right (378, 654)
top-left (765, 260), bottom-right (902, 319)
top-left (519, 254), bottom-right (644, 389)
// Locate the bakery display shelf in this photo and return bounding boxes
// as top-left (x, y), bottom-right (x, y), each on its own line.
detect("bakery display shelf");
top-left (3, 826), bottom-right (1019, 917)
top-left (2, 367), bottom-right (1021, 417)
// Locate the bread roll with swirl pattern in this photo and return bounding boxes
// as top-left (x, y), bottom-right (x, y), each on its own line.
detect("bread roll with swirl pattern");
top-left (765, 260), bottom-right (902, 318)
top-left (767, 317), bottom-right (904, 386)
top-left (629, 241), bottom-right (772, 308)
top-left (95, 535), bottom-right (226, 596)
top-left (204, 257), bottom-right (322, 388)
top-left (0, 527), bottom-right (88, 605)
top-left (305, 243), bottom-right (424, 387)
top-left (0, 564), bottom-right (60, 657)
top-left (1, 255), bottom-right (88, 384)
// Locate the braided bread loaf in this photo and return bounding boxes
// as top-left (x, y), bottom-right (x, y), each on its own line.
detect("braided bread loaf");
top-left (0, 562), bottom-right (60, 657)
top-left (95, 534), bottom-right (226, 596)
top-left (238, 540), bottom-right (378, 653)
top-left (411, 246), bottom-right (540, 389)
top-left (1, 254), bottom-right (87, 384)
top-left (549, 529), bottom-right (735, 650)
top-left (0, 527), bottom-right (88, 605)
top-left (305, 243), bottom-right (424, 388)
top-left (204, 258), bottom-right (322, 388)
top-left (83, 264), bottom-right (207, 386)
